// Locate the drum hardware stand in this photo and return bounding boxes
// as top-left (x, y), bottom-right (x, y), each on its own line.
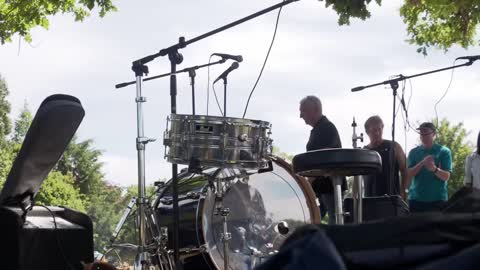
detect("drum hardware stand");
top-left (351, 117), bottom-right (364, 224)
top-left (210, 167), bottom-right (233, 270)
top-left (118, 1), bottom-right (299, 267)
top-left (217, 206), bottom-right (231, 270)
top-left (332, 176), bottom-right (345, 225)
top-left (112, 62), bottom-right (162, 270)
top-left (351, 58), bottom-right (476, 197)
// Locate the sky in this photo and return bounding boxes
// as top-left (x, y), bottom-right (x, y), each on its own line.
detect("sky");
top-left (1, 0), bottom-right (479, 187)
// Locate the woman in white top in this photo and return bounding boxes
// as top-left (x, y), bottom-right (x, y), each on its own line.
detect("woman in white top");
top-left (464, 132), bottom-right (480, 189)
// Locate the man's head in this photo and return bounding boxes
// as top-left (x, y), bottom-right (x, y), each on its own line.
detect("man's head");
top-left (364, 115), bottom-right (384, 146)
top-left (299, 95), bottom-right (322, 127)
top-left (417, 122), bottom-right (436, 147)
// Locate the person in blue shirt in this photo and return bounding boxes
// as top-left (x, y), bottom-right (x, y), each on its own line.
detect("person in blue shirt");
top-left (406, 122), bottom-right (452, 212)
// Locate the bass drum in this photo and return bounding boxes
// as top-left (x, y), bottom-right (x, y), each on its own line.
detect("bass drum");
top-left (154, 157), bottom-right (320, 270)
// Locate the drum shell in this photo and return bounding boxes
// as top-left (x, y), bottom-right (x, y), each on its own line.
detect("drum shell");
top-left (164, 114), bottom-right (272, 169)
top-left (153, 157), bottom-right (320, 270)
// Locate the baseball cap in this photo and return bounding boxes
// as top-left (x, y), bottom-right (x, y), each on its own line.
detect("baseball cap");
top-left (417, 122), bottom-right (436, 132)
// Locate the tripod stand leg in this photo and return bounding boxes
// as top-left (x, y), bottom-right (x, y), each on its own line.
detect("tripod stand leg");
top-left (109, 198), bottom-right (136, 247)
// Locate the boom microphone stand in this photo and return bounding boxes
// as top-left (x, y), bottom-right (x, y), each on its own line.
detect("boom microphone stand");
top-left (116, 59), bottom-right (227, 115)
top-left (123, 1), bottom-right (299, 268)
top-left (352, 58), bottom-right (476, 197)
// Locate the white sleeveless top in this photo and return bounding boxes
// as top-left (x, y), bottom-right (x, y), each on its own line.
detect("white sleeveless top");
top-left (464, 152), bottom-right (480, 189)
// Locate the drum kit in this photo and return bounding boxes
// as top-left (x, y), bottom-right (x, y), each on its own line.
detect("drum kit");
top-left (107, 0), bottom-right (384, 268)
top-left (106, 95), bottom-right (321, 270)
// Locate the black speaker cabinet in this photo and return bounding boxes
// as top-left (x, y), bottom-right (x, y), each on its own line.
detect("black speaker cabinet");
top-left (0, 206), bottom-right (94, 270)
top-left (344, 195), bottom-right (409, 223)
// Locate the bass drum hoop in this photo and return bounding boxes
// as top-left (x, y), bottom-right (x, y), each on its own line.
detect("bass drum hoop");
top-left (200, 156), bottom-right (321, 269)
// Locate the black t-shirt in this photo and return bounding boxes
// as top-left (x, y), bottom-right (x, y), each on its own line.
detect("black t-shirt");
top-left (306, 116), bottom-right (347, 194)
top-left (363, 140), bottom-right (400, 196)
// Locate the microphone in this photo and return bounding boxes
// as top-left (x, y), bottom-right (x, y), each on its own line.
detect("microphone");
top-left (351, 86), bottom-right (365, 92)
top-left (456, 55), bottom-right (480, 61)
top-left (213, 62), bottom-right (240, 83)
top-left (212, 53), bottom-right (243, 62)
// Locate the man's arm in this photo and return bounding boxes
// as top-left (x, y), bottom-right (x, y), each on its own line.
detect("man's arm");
top-left (394, 142), bottom-right (408, 198)
top-left (406, 151), bottom-right (424, 190)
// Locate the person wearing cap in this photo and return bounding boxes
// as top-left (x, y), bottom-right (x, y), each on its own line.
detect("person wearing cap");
top-left (406, 122), bottom-right (452, 212)
top-left (464, 131), bottom-right (480, 189)
top-left (363, 115), bottom-right (408, 198)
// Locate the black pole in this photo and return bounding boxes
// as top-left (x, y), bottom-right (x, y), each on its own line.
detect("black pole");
top-left (168, 50), bottom-right (183, 269)
top-left (351, 61), bottom-right (473, 92)
top-left (223, 77), bottom-right (227, 117)
top-left (389, 81), bottom-right (399, 195)
top-left (189, 69), bottom-right (196, 115)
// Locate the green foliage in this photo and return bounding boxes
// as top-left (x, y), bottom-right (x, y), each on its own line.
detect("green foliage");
top-left (35, 171), bottom-right (87, 211)
top-left (0, 74), bottom-right (11, 144)
top-left (12, 101), bottom-right (32, 144)
top-left (0, 141), bottom-right (16, 184)
top-left (272, 145), bottom-right (294, 163)
top-left (56, 137), bottom-right (104, 194)
top-left (433, 118), bottom-right (474, 197)
top-left (400, 0), bottom-right (480, 54)
top-left (320, 0), bottom-right (382, 25)
top-left (320, 0), bottom-right (480, 53)
top-left (0, 0), bottom-right (117, 44)
top-left (88, 184), bottom-right (126, 251)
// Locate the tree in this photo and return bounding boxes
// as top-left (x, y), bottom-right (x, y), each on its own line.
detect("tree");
top-left (35, 171), bottom-right (87, 211)
top-left (272, 146), bottom-right (294, 163)
top-left (321, 0), bottom-right (480, 53)
top-left (433, 118), bottom-right (474, 197)
top-left (88, 183), bottom-right (126, 251)
top-left (0, 74), bottom-right (11, 144)
top-left (56, 137), bottom-right (104, 195)
top-left (12, 101), bottom-right (32, 144)
top-left (400, 1), bottom-right (480, 54)
top-left (0, 0), bottom-right (117, 44)
top-left (321, 0), bottom-right (382, 25)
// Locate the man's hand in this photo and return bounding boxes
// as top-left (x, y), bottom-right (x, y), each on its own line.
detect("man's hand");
top-left (423, 155), bottom-right (436, 171)
top-left (306, 177), bottom-right (315, 184)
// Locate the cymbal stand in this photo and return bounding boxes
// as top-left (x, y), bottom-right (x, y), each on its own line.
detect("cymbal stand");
top-left (131, 62), bottom-right (157, 269)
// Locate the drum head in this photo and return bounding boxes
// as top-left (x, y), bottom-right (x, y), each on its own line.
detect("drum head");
top-left (202, 157), bottom-right (319, 270)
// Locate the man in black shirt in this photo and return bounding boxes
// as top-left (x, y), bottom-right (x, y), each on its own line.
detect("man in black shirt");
top-left (300, 95), bottom-right (346, 224)
top-left (363, 115), bottom-right (407, 199)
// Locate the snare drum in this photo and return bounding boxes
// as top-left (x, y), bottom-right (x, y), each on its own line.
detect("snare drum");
top-left (153, 157), bottom-right (320, 270)
top-left (163, 114), bottom-right (272, 169)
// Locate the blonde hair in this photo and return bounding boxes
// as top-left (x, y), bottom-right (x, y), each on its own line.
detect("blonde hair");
top-left (364, 115), bottom-right (383, 133)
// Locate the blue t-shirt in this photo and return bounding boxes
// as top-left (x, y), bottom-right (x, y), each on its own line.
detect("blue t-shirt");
top-left (407, 144), bottom-right (452, 202)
